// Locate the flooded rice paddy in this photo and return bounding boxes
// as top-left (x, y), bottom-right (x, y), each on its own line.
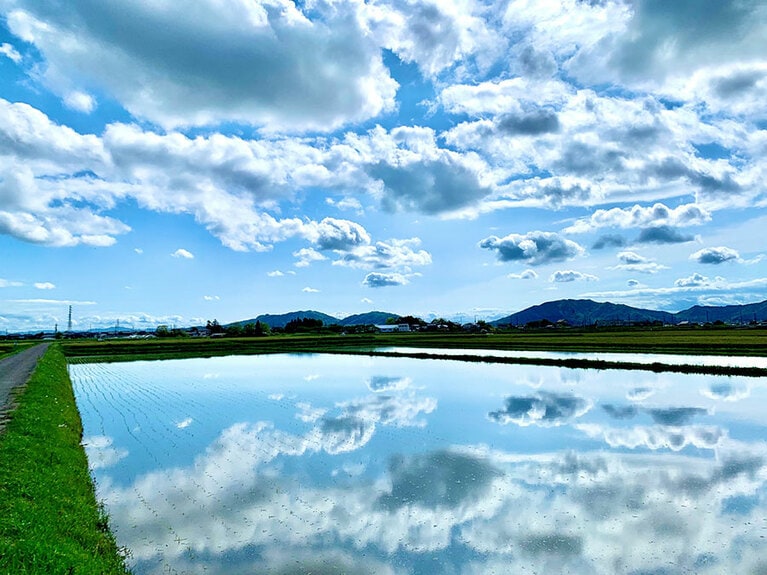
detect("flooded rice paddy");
top-left (69, 353), bottom-right (767, 575)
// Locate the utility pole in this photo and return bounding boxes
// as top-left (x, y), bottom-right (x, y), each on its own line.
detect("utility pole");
top-left (67, 305), bottom-right (73, 332)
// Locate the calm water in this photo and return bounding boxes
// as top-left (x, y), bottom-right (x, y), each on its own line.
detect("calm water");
top-left (69, 354), bottom-right (767, 575)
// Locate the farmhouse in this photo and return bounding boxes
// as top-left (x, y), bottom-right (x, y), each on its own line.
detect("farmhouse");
top-left (374, 324), bottom-right (411, 333)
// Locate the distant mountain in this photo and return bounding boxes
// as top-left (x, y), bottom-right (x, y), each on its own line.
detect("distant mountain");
top-left (230, 310), bottom-right (400, 329)
top-left (231, 310), bottom-right (340, 329)
top-left (227, 299), bottom-right (767, 331)
top-left (338, 311), bottom-right (399, 326)
top-left (674, 300), bottom-right (767, 324)
top-left (493, 299), bottom-right (674, 327)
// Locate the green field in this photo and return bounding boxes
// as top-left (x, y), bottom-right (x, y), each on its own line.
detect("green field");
top-left (61, 326), bottom-right (767, 376)
top-left (0, 345), bottom-right (131, 574)
top-left (63, 326), bottom-right (767, 359)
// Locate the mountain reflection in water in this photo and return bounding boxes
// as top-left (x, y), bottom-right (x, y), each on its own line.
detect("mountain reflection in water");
top-left (69, 353), bottom-right (767, 575)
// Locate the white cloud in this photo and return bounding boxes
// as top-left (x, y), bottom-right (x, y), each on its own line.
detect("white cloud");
top-left (203, 295), bottom-right (220, 301)
top-left (293, 247), bottom-right (326, 268)
top-left (134, 248), bottom-right (143, 255)
top-left (0, 42), bottom-right (22, 63)
top-left (362, 272), bottom-right (409, 288)
top-left (361, 297), bottom-right (373, 304)
top-left (690, 246), bottom-right (740, 264)
top-left (609, 251), bottom-right (669, 274)
top-left (82, 435), bottom-right (128, 470)
top-left (549, 270), bottom-right (598, 283)
top-left (176, 418), bottom-right (193, 429)
top-left (565, 203), bottom-right (711, 234)
top-left (674, 273), bottom-right (720, 288)
top-left (6, 0), bottom-right (397, 131)
top-left (575, 423), bottom-right (726, 452)
top-left (34, 282), bottom-right (55, 290)
top-left (508, 269), bottom-right (538, 280)
top-left (304, 217), bottom-right (371, 251)
top-left (335, 238), bottom-right (431, 271)
top-left (326, 197), bottom-right (363, 213)
top-left (0, 278), bottom-right (24, 288)
top-left (171, 248), bottom-right (194, 259)
top-left (63, 91), bottom-right (96, 113)
top-left (302, 287), bottom-right (320, 293)
top-left (480, 231), bottom-right (584, 266)
top-left (267, 270), bottom-right (284, 277)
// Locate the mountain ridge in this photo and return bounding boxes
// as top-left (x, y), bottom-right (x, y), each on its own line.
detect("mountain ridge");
top-left (490, 299), bottom-right (767, 326)
top-left (226, 299), bottom-right (767, 329)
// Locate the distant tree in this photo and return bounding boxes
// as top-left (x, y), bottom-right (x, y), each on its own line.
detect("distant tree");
top-left (396, 315), bottom-right (426, 327)
top-left (285, 317), bottom-right (323, 333)
top-left (156, 325), bottom-right (171, 337)
top-left (226, 324), bottom-right (243, 337)
top-left (255, 320), bottom-right (270, 336)
top-left (207, 319), bottom-right (224, 334)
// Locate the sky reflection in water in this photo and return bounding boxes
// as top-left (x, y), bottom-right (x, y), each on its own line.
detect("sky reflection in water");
top-left (69, 354), bottom-right (767, 575)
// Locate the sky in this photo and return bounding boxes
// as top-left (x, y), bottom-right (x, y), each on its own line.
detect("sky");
top-left (0, 0), bottom-right (766, 332)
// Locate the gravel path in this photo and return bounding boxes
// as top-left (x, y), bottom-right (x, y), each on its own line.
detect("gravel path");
top-left (0, 343), bottom-right (50, 432)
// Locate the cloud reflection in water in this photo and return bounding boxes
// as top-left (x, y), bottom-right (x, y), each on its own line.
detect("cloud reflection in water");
top-left (70, 354), bottom-right (767, 574)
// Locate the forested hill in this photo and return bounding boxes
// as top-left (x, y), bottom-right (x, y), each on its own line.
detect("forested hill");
top-left (229, 310), bottom-right (398, 329)
top-left (491, 299), bottom-right (767, 326)
top-left (490, 299), bottom-right (674, 326)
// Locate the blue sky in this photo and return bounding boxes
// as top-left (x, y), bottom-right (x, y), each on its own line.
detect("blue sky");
top-left (1, 0), bottom-right (766, 331)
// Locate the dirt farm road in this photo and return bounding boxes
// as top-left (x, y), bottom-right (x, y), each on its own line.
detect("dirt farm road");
top-left (0, 343), bottom-right (49, 432)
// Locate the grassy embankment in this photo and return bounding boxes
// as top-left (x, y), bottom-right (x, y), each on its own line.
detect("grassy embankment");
top-left (62, 326), bottom-right (767, 377)
top-left (0, 344), bottom-right (131, 574)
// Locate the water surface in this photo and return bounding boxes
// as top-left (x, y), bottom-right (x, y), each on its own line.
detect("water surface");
top-left (69, 354), bottom-right (767, 574)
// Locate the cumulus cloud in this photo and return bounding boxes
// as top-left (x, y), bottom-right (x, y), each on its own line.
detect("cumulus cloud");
top-left (645, 407), bottom-right (708, 426)
top-left (302, 287), bottom-right (320, 293)
top-left (366, 376), bottom-right (412, 393)
top-left (336, 238), bottom-right (431, 270)
top-left (82, 435), bottom-right (128, 470)
top-left (171, 248), bottom-right (194, 259)
top-left (203, 295), bottom-right (219, 301)
top-left (293, 247), bottom-right (326, 268)
top-left (33, 282), bottom-right (55, 290)
top-left (610, 251), bottom-right (668, 274)
top-left (549, 270), bottom-right (598, 283)
top-left (362, 272), bottom-right (409, 288)
top-left (367, 154), bottom-right (491, 215)
top-left (488, 392), bottom-right (592, 427)
top-left (575, 423), bottom-right (725, 452)
top-left (569, 0), bottom-right (767, 87)
top-left (266, 270), bottom-right (284, 277)
top-left (496, 109), bottom-right (561, 135)
top-left (566, 203), bottom-right (711, 234)
top-left (378, 450), bottom-right (500, 511)
top-left (6, 0), bottom-right (397, 131)
top-left (365, 0), bottom-right (501, 77)
top-left (701, 383), bottom-right (750, 402)
top-left (479, 231), bottom-right (584, 266)
top-left (691, 246), bottom-right (740, 264)
top-left (508, 269), bottom-right (538, 280)
top-left (636, 225), bottom-right (695, 244)
top-left (305, 218), bottom-right (371, 251)
top-left (63, 91), bottom-right (96, 113)
top-left (592, 234), bottom-right (627, 250)
top-left (674, 273), bottom-right (718, 288)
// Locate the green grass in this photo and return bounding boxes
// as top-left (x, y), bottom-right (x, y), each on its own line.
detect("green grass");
top-left (0, 344), bottom-right (131, 575)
